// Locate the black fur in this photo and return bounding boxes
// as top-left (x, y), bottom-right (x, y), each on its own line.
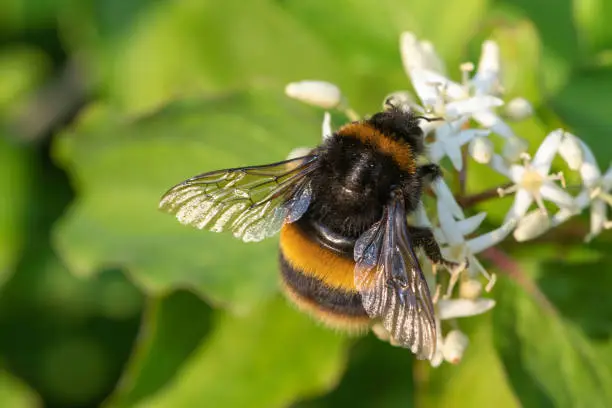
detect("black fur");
top-left (305, 109), bottom-right (437, 239)
top-left (280, 253), bottom-right (367, 317)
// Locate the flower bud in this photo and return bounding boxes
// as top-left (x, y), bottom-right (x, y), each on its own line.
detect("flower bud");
top-left (504, 97), bottom-right (533, 121)
top-left (442, 330), bottom-right (469, 364)
top-left (286, 147), bottom-right (313, 160)
top-left (502, 136), bottom-right (529, 162)
top-left (383, 91), bottom-right (417, 111)
top-left (468, 136), bottom-right (494, 164)
top-left (513, 209), bottom-right (551, 242)
top-left (285, 81), bottom-right (342, 109)
top-left (437, 298), bottom-right (496, 320)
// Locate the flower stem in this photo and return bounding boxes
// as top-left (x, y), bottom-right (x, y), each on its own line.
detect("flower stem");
top-left (457, 182), bottom-right (513, 208)
top-left (481, 247), bottom-right (557, 315)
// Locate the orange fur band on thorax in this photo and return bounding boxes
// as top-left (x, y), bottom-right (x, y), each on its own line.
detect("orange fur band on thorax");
top-left (337, 122), bottom-right (417, 174)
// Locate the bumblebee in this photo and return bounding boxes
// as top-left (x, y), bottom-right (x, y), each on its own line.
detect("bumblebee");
top-left (159, 107), bottom-right (461, 360)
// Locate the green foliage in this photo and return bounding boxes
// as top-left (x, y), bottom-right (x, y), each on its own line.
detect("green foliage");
top-left (1, 0), bottom-right (612, 407)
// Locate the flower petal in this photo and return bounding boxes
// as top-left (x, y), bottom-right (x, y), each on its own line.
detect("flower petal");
top-left (467, 218), bottom-right (517, 253)
top-left (489, 154), bottom-right (511, 177)
top-left (504, 188), bottom-right (533, 221)
top-left (427, 140), bottom-right (445, 163)
top-left (409, 68), bottom-right (466, 105)
top-left (472, 111), bottom-right (515, 138)
top-left (586, 199), bottom-right (607, 242)
top-left (437, 298), bottom-right (496, 320)
top-left (472, 40), bottom-right (500, 95)
top-left (509, 164), bottom-right (526, 183)
top-left (444, 139), bottom-right (464, 171)
top-left (445, 96), bottom-right (503, 117)
top-left (456, 212), bottom-right (487, 236)
top-left (420, 40), bottom-right (446, 74)
top-left (532, 129), bottom-right (563, 171)
top-left (558, 131), bottom-right (583, 170)
top-left (432, 178), bottom-right (465, 219)
top-left (540, 181), bottom-right (576, 210)
top-left (285, 81), bottom-right (342, 109)
top-left (400, 32), bottom-right (429, 73)
top-left (437, 198), bottom-right (465, 245)
top-left (603, 166), bottom-right (612, 189)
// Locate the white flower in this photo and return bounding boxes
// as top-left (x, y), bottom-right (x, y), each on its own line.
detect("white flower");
top-left (442, 330), bottom-right (469, 364)
top-left (498, 129), bottom-right (576, 222)
top-left (401, 34), bottom-right (514, 140)
top-left (504, 97), bottom-right (533, 121)
top-left (285, 81), bottom-right (342, 109)
top-left (575, 140), bottom-right (612, 241)
top-left (428, 117), bottom-right (490, 170)
top-left (436, 201), bottom-right (516, 293)
top-left (400, 32), bottom-right (446, 75)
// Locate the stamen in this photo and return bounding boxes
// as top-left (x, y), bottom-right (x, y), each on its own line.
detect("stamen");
top-left (590, 187), bottom-right (602, 200)
top-left (432, 284), bottom-right (442, 304)
top-left (443, 265), bottom-right (463, 299)
top-left (534, 194), bottom-right (548, 215)
top-left (497, 185), bottom-right (518, 197)
top-left (597, 191), bottom-right (612, 207)
top-left (485, 274), bottom-right (497, 292)
top-left (519, 152), bottom-right (532, 166)
top-left (548, 171), bottom-right (566, 188)
top-left (460, 62), bottom-right (475, 88)
top-left (471, 256), bottom-right (496, 291)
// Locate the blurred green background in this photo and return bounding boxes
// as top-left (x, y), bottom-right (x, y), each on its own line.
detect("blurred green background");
top-left (1, 0), bottom-right (612, 407)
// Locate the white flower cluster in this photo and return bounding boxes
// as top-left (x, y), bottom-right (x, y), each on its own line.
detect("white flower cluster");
top-left (284, 32), bottom-right (611, 365)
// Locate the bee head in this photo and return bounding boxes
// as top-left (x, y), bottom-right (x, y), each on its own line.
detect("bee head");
top-left (366, 107), bottom-right (430, 155)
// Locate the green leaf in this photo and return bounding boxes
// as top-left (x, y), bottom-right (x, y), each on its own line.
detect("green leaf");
top-left (0, 137), bottom-right (32, 287)
top-left (133, 296), bottom-right (348, 408)
top-left (419, 316), bottom-right (519, 408)
top-left (0, 369), bottom-right (41, 408)
top-left (494, 0), bottom-right (579, 93)
top-left (53, 87), bottom-right (323, 312)
top-left (108, 290), bottom-right (213, 408)
top-left (294, 335), bottom-right (416, 408)
top-left (573, 0), bottom-right (612, 56)
top-left (552, 67), bottom-right (612, 164)
top-left (493, 259), bottom-right (612, 407)
top-left (280, 0), bottom-right (490, 110)
top-left (65, 0), bottom-right (347, 113)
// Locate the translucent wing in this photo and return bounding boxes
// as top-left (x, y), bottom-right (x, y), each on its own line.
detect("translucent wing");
top-left (159, 155), bottom-right (319, 242)
top-left (354, 191), bottom-right (436, 360)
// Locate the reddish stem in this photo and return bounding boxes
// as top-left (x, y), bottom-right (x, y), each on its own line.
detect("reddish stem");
top-left (481, 247), bottom-right (557, 315)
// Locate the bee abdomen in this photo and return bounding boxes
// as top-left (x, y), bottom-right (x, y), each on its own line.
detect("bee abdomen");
top-left (279, 222), bottom-right (370, 332)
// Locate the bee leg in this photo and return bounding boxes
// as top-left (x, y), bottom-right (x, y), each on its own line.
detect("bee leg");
top-left (417, 164), bottom-right (443, 185)
top-left (407, 226), bottom-right (468, 272)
